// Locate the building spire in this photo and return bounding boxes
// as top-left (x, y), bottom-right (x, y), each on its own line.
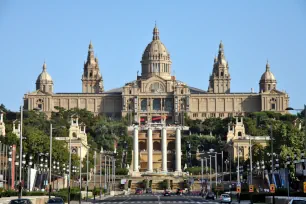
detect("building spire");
top-left (153, 22), bottom-right (160, 40)
top-left (43, 61), bottom-right (47, 71)
top-left (266, 59), bottom-right (270, 71)
top-left (219, 40), bottom-right (224, 51)
top-left (89, 40), bottom-right (93, 50)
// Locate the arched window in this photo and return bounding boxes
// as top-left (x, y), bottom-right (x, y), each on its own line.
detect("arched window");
top-left (153, 99), bottom-right (161, 110)
top-left (141, 99), bottom-right (147, 111)
top-left (72, 132), bottom-right (77, 138)
top-left (238, 132), bottom-right (242, 137)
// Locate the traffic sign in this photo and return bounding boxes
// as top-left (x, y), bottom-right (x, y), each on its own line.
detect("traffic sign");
top-left (249, 185), bottom-right (254, 193)
top-left (270, 184), bottom-right (275, 193)
top-left (236, 186), bottom-right (241, 193)
top-left (303, 182), bottom-right (306, 193)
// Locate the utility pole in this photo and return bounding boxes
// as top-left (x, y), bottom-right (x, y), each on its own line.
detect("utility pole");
top-left (94, 151), bottom-right (97, 192)
top-left (99, 149), bottom-right (102, 198)
top-left (237, 143), bottom-right (240, 184)
top-left (209, 155), bottom-right (212, 192)
top-left (249, 136), bottom-right (253, 185)
top-left (201, 158), bottom-right (204, 190)
top-left (86, 147), bottom-right (89, 201)
top-left (49, 123), bottom-right (52, 199)
top-left (68, 133), bottom-right (72, 204)
top-left (215, 153), bottom-right (217, 187)
top-left (19, 106), bottom-right (23, 199)
top-left (221, 151), bottom-right (224, 182)
top-left (79, 146), bottom-right (82, 204)
top-left (104, 155), bottom-right (107, 192)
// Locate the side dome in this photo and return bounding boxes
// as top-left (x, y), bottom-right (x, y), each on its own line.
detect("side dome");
top-left (140, 24), bottom-right (172, 80)
top-left (259, 61), bottom-right (277, 92)
top-left (260, 62), bottom-right (276, 81)
top-left (36, 62), bottom-right (54, 93)
top-left (36, 62), bottom-right (53, 82)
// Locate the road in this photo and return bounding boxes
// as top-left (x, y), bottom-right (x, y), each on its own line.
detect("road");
top-left (94, 194), bottom-right (221, 204)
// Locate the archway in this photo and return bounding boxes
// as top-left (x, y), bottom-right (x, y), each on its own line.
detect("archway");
top-left (139, 141), bottom-right (146, 151)
top-left (167, 141), bottom-right (175, 151)
top-left (153, 141), bottom-right (161, 151)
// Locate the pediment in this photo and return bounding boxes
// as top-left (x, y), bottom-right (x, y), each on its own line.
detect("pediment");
top-left (28, 90), bottom-right (49, 96)
top-left (263, 89), bottom-right (285, 95)
top-left (142, 75), bottom-right (167, 84)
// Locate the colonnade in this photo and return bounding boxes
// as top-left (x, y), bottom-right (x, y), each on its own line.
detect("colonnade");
top-left (133, 126), bottom-right (182, 173)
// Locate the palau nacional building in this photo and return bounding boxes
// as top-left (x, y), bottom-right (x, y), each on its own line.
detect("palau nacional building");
top-left (23, 25), bottom-right (289, 176)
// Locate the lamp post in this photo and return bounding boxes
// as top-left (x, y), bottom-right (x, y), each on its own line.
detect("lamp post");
top-left (86, 146), bottom-right (90, 201)
top-left (18, 106), bottom-right (41, 198)
top-left (99, 148), bottom-right (103, 198)
top-left (68, 134), bottom-right (72, 204)
top-left (286, 105), bottom-right (306, 184)
top-left (225, 159), bottom-right (229, 173)
top-left (79, 145), bottom-right (82, 204)
top-left (208, 149), bottom-right (222, 189)
top-left (285, 155), bottom-right (291, 198)
top-left (286, 105), bottom-right (306, 149)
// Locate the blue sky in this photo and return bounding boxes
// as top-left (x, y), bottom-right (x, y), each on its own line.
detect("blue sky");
top-left (0, 0), bottom-right (305, 111)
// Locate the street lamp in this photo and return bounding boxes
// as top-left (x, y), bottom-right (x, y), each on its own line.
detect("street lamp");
top-left (286, 105), bottom-right (306, 149)
top-left (285, 154), bottom-right (291, 198)
top-left (225, 159), bottom-right (229, 173)
top-left (18, 106), bottom-right (41, 198)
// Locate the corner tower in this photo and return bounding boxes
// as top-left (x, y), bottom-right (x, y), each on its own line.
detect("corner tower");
top-left (141, 24), bottom-right (172, 80)
top-left (82, 41), bottom-right (104, 93)
top-left (36, 62), bottom-right (53, 93)
top-left (208, 41), bottom-right (231, 93)
top-left (259, 61), bottom-right (277, 92)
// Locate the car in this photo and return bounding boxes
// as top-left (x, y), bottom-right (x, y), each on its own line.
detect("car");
top-left (146, 188), bottom-right (152, 194)
top-left (135, 188), bottom-right (143, 195)
top-left (47, 198), bottom-right (64, 204)
top-left (219, 194), bottom-right (231, 203)
top-left (164, 190), bottom-right (171, 196)
top-left (288, 198), bottom-right (306, 204)
top-left (9, 199), bottom-right (33, 204)
top-left (205, 192), bottom-right (215, 200)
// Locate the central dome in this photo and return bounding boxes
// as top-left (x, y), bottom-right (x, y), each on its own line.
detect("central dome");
top-left (140, 25), bottom-right (172, 80)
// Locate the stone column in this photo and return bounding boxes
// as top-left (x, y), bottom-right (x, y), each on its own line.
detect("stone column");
top-left (175, 127), bottom-right (182, 172)
top-left (133, 127), bottom-right (139, 172)
top-left (147, 128), bottom-right (153, 172)
top-left (0, 112), bottom-right (3, 122)
top-left (161, 127), bottom-right (167, 172)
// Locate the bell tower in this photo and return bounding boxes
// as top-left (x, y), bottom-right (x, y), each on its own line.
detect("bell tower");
top-left (208, 41), bottom-right (231, 93)
top-left (82, 41), bottom-right (104, 93)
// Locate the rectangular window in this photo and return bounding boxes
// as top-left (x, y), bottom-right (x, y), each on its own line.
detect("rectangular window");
top-left (271, 103), bottom-right (276, 110)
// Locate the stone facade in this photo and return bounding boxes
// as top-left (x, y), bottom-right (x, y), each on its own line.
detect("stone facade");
top-left (0, 111), bottom-right (5, 136)
top-left (225, 117), bottom-right (270, 160)
top-left (55, 115), bottom-right (89, 161)
top-left (23, 25), bottom-right (290, 123)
